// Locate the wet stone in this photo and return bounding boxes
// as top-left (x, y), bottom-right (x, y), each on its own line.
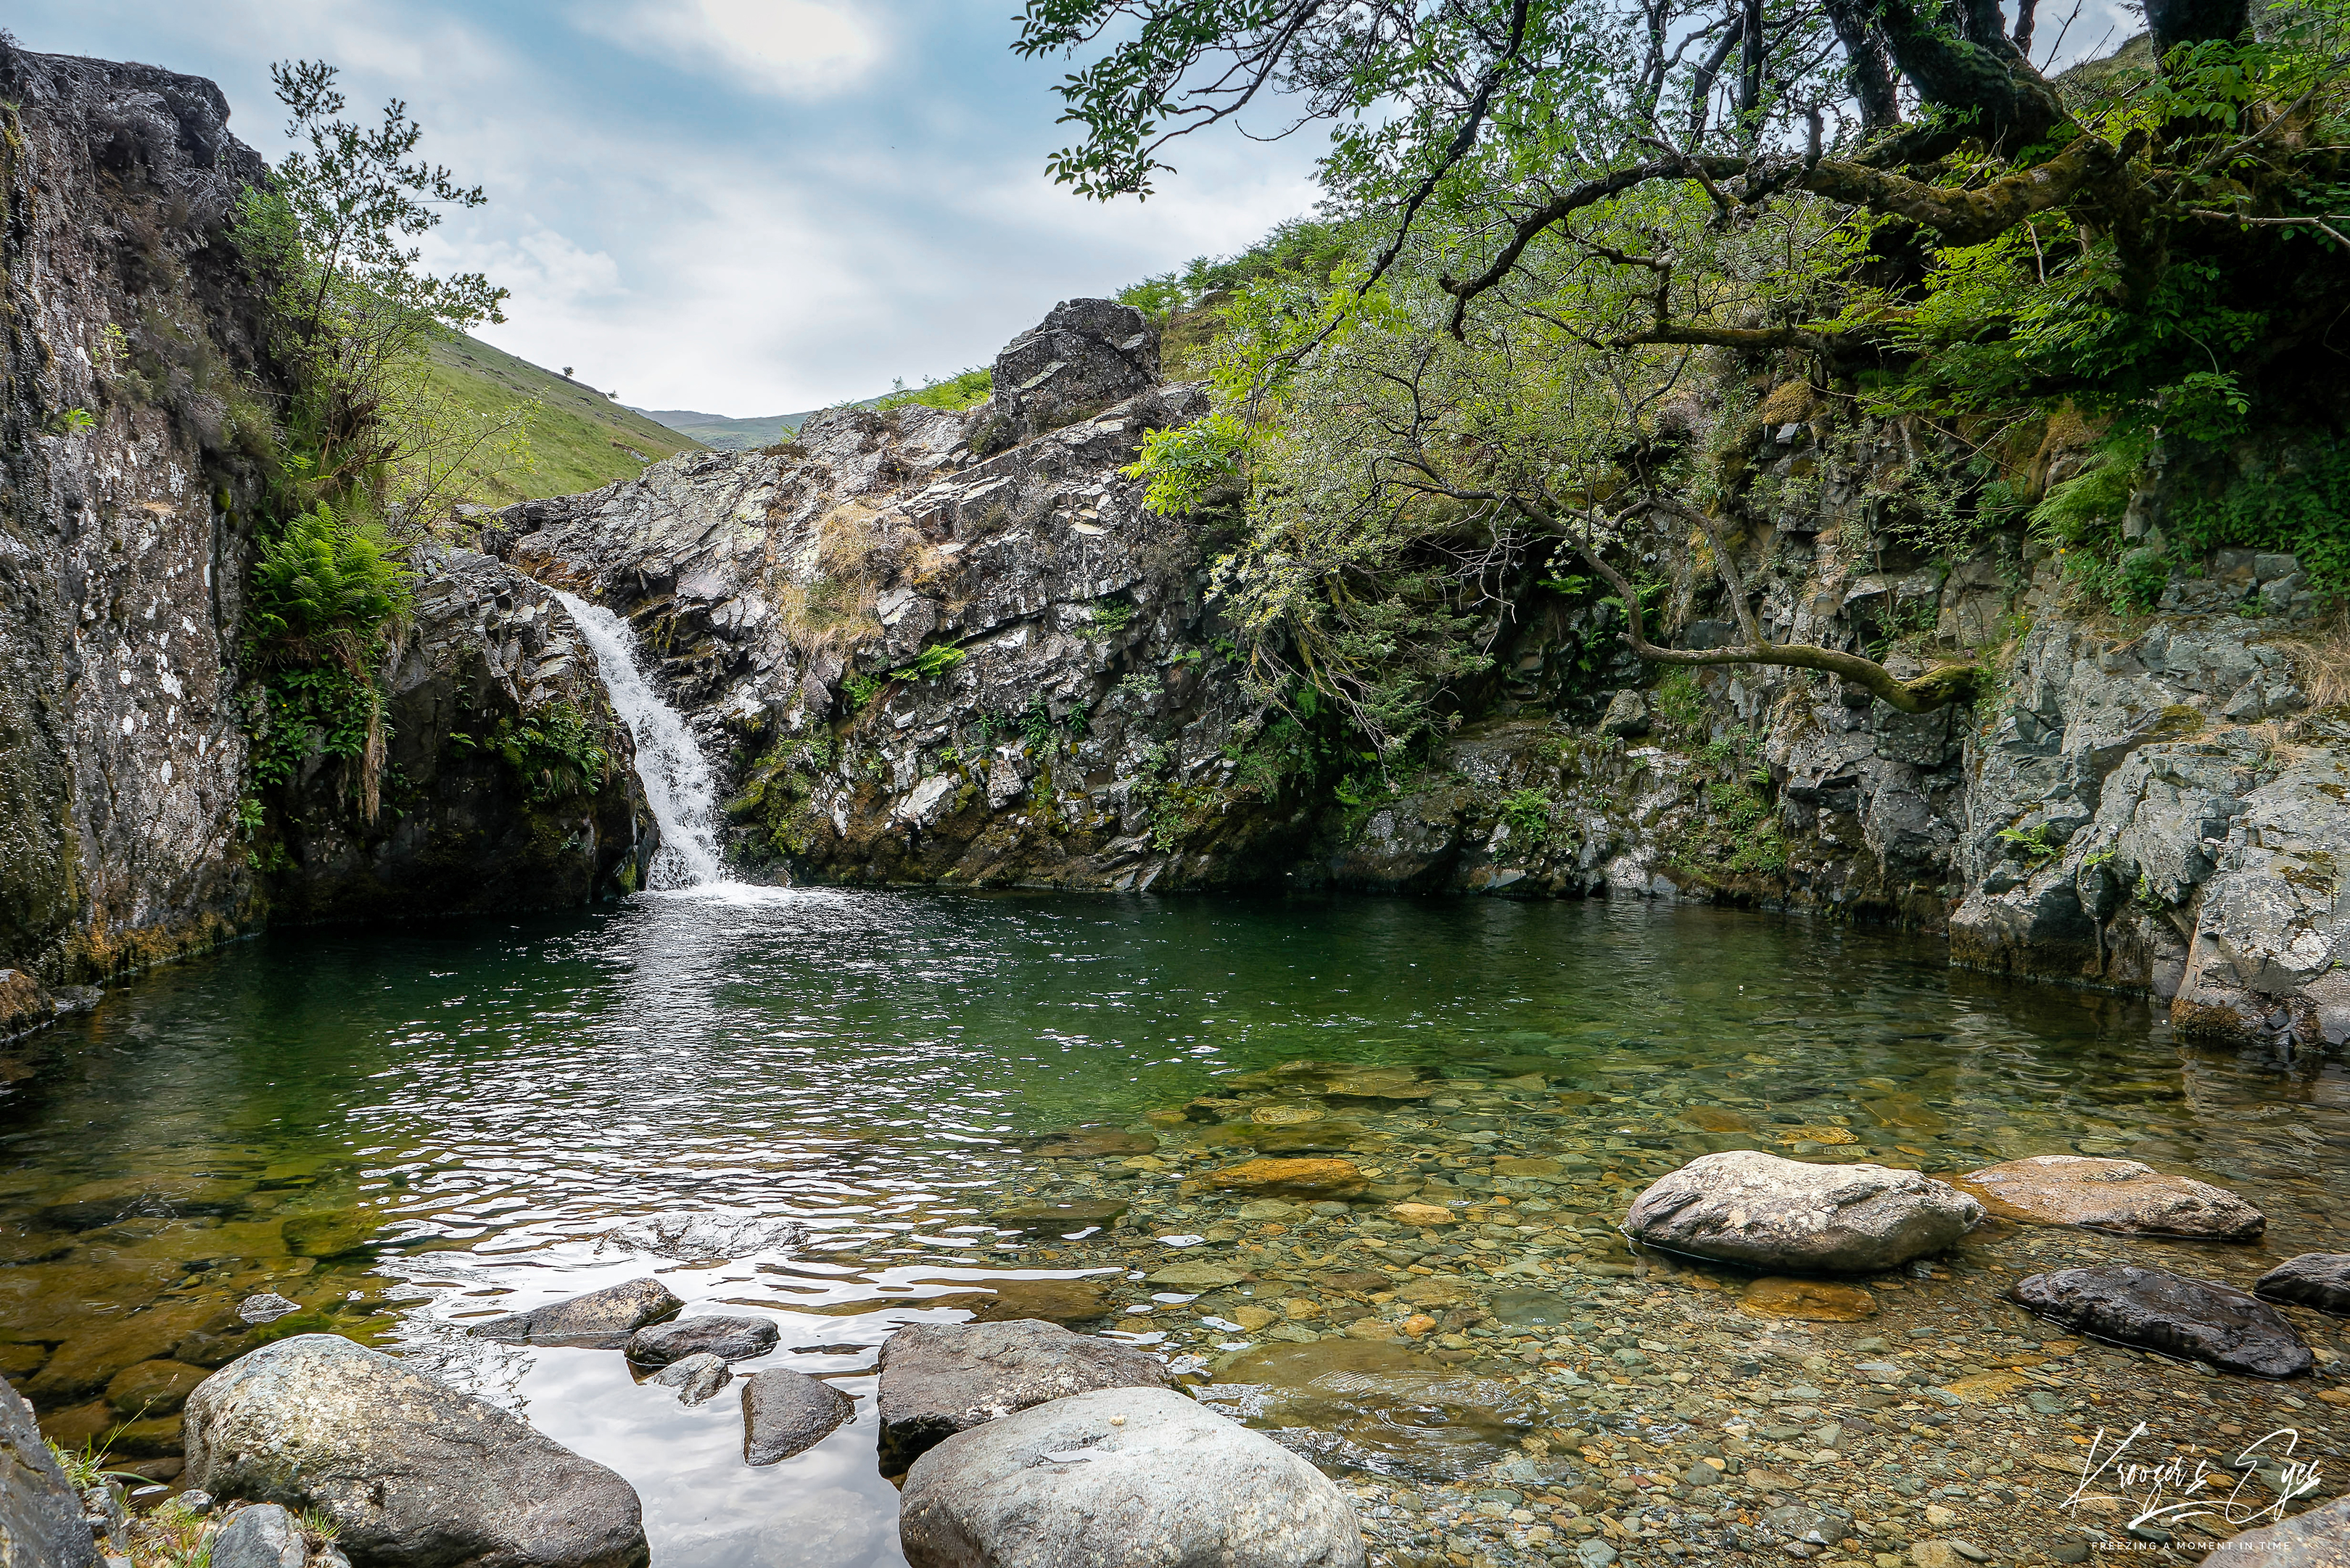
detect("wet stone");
top-left (1203, 1158), bottom-right (1366, 1200)
top-left (1488, 1290), bottom-right (1580, 1329)
top-left (1201, 1339), bottom-right (1539, 1483)
top-left (2010, 1263), bottom-right (2312, 1377)
top-left (1026, 1128), bottom-right (1159, 1160)
top-left (626, 1314), bottom-right (780, 1366)
top-left (649, 1351), bottom-right (731, 1406)
top-left (474, 1278), bottom-right (684, 1349)
top-left (988, 1198), bottom-right (1129, 1231)
top-left (279, 1209), bottom-right (374, 1259)
top-left (1954, 1156), bottom-right (2264, 1239)
top-left (741, 1367), bottom-right (855, 1464)
top-left (965, 1279), bottom-right (1118, 1326)
top-left (103, 1359), bottom-right (210, 1416)
top-left (238, 1293), bottom-right (302, 1325)
top-left (1741, 1278), bottom-right (1879, 1321)
top-left (876, 1319), bottom-right (1178, 1477)
top-left (2252, 1253), bottom-right (2350, 1316)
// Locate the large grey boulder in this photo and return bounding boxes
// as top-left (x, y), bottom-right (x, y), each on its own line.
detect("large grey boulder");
top-left (1623, 1150), bottom-right (1982, 1273)
top-left (2010, 1265), bottom-right (2312, 1377)
top-left (210, 1503), bottom-right (307, 1568)
top-left (975, 298), bottom-right (1159, 452)
top-left (1, 1379), bottom-right (100, 1568)
top-left (471, 1278), bottom-right (682, 1348)
top-left (877, 1320), bottom-right (1176, 1476)
top-left (741, 1369), bottom-right (855, 1464)
top-left (624, 1315), bottom-right (777, 1366)
top-left (2212, 1495), bottom-right (2350, 1565)
top-left (2254, 1253), bottom-right (2350, 1316)
top-left (899, 1386), bottom-right (1365, 1568)
top-left (182, 1334), bottom-right (650, 1568)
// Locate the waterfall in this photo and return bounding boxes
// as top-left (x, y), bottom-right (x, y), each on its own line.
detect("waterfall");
top-left (558, 593), bottom-right (726, 888)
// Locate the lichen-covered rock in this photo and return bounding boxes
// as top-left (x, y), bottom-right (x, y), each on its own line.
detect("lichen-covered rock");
top-left (0, 41), bottom-right (278, 985)
top-left (2009, 1264), bottom-right (2312, 1377)
top-left (1953, 1155), bottom-right (2264, 1239)
top-left (1624, 1150), bottom-right (1982, 1273)
top-left (267, 549), bottom-right (655, 922)
top-left (182, 1334), bottom-right (650, 1568)
top-left (208, 1503), bottom-right (307, 1568)
top-left (2211, 1495), bottom-right (2350, 1564)
top-left (899, 1387), bottom-right (1365, 1568)
top-left (876, 1320), bottom-right (1176, 1476)
top-left (972, 298), bottom-right (1160, 452)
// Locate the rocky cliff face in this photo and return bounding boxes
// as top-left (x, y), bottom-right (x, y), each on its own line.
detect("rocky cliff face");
top-left (0, 44), bottom-right (278, 986)
top-left (265, 550), bottom-right (654, 922)
top-left (0, 44), bottom-right (654, 1015)
top-left (495, 302), bottom-right (1311, 891)
top-left (502, 334), bottom-right (2346, 1054)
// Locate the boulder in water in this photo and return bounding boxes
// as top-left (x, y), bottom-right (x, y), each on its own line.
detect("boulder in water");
top-left (2009, 1264), bottom-right (2312, 1377)
top-left (1623, 1150), bottom-right (1982, 1273)
top-left (182, 1334), bottom-right (649, 1568)
top-left (472, 1278), bottom-right (683, 1348)
top-left (899, 1386), bottom-right (1364, 1568)
top-left (1953, 1155), bottom-right (2264, 1239)
top-left (2254, 1253), bottom-right (2350, 1316)
top-left (741, 1369), bottom-right (856, 1464)
top-left (1202, 1158), bottom-right (1366, 1200)
top-left (625, 1315), bottom-right (778, 1366)
top-left (650, 1352), bottom-right (732, 1406)
top-left (598, 1213), bottom-right (803, 1260)
top-left (877, 1320), bottom-right (1176, 1476)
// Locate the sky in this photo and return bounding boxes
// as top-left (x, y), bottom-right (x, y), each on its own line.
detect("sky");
top-left (14, 0), bottom-right (1328, 414)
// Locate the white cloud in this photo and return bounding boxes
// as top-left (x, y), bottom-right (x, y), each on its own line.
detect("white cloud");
top-left (576, 0), bottom-right (881, 96)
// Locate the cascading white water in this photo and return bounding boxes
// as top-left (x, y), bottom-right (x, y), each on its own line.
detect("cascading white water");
top-left (558, 593), bottom-right (726, 888)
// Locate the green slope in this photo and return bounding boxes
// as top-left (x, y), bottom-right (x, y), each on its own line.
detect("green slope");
top-left (424, 334), bottom-right (703, 500)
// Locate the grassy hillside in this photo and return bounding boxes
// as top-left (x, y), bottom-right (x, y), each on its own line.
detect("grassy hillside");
top-left (424, 334), bottom-right (702, 500)
top-left (637, 367), bottom-right (993, 451)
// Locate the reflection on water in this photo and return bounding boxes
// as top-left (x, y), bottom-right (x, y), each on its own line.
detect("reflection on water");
top-left (3, 890), bottom-right (2345, 1566)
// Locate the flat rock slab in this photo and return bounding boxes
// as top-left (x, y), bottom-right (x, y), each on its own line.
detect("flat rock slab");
top-left (472, 1278), bottom-right (683, 1348)
top-left (966, 1279), bottom-right (1117, 1326)
top-left (1145, 1261), bottom-right (1247, 1291)
top-left (1953, 1155), bottom-right (2264, 1239)
top-left (742, 1368), bottom-right (855, 1465)
top-left (877, 1319), bottom-right (1176, 1476)
top-left (626, 1315), bottom-right (778, 1365)
top-left (1203, 1159), bottom-right (1366, 1200)
top-left (2210, 1495), bottom-right (2350, 1566)
top-left (1, 1381), bottom-right (98, 1568)
top-left (2009, 1264), bottom-right (2312, 1377)
top-left (2254, 1253), bottom-right (2350, 1316)
top-left (1024, 1129), bottom-right (1158, 1160)
top-left (989, 1199), bottom-right (1127, 1231)
top-left (183, 1334), bottom-right (648, 1568)
top-left (899, 1386), bottom-right (1365, 1568)
top-left (1740, 1279), bottom-right (1877, 1321)
top-left (1623, 1150), bottom-right (1982, 1274)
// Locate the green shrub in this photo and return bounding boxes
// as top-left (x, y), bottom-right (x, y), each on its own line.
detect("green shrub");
top-left (249, 500), bottom-right (410, 647)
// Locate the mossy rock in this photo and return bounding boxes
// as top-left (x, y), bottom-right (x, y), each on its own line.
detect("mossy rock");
top-left (246, 1309), bottom-right (346, 1346)
top-left (279, 1208), bottom-right (376, 1258)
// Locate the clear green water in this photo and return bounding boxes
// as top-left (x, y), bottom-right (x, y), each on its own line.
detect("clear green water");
top-left (4, 889), bottom-right (2344, 1565)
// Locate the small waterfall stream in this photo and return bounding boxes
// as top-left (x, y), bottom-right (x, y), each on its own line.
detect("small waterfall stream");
top-left (558, 593), bottom-right (727, 889)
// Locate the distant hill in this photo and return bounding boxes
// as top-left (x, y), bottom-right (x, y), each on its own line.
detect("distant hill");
top-left (424, 335), bottom-right (702, 500)
top-left (635, 368), bottom-right (991, 452)
top-left (632, 409), bottom-right (802, 450)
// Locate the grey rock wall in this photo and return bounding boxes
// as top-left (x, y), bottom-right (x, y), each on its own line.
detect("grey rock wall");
top-left (0, 42), bottom-right (278, 982)
top-left (495, 303), bottom-right (1308, 891)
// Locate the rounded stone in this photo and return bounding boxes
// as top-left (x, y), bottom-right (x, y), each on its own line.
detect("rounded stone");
top-left (1205, 1159), bottom-right (1366, 1200)
top-left (1623, 1150), bottom-right (1982, 1274)
top-left (182, 1334), bottom-right (648, 1568)
top-left (741, 1367), bottom-right (856, 1464)
top-left (624, 1314), bottom-right (779, 1366)
top-left (2009, 1264), bottom-right (2312, 1377)
top-left (899, 1386), bottom-right (1365, 1568)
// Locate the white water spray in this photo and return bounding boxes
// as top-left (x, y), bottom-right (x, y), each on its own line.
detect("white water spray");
top-left (558, 593), bottom-right (726, 888)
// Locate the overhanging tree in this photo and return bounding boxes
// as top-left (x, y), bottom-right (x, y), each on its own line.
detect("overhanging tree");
top-left (1018, 0), bottom-right (2350, 738)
